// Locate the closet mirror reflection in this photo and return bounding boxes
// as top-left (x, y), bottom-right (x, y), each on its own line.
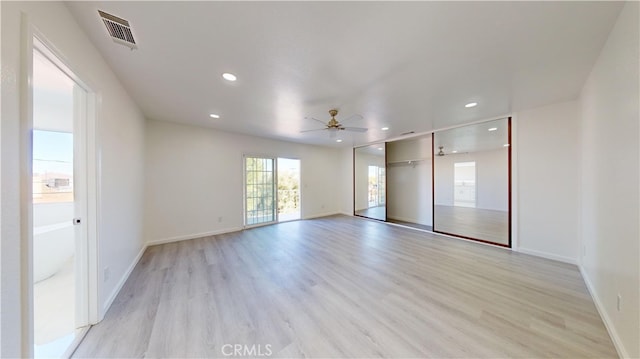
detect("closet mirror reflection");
top-left (433, 118), bottom-right (510, 246)
top-left (354, 144), bottom-right (386, 221)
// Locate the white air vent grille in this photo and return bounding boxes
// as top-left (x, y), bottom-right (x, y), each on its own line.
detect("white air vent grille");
top-left (98, 10), bottom-right (137, 50)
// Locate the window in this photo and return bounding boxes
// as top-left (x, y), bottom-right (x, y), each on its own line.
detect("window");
top-left (32, 130), bottom-right (74, 204)
top-left (245, 156), bottom-right (276, 226)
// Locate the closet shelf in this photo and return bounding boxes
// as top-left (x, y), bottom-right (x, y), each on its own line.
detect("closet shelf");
top-left (386, 158), bottom-right (428, 168)
top-left (387, 158), bottom-right (428, 165)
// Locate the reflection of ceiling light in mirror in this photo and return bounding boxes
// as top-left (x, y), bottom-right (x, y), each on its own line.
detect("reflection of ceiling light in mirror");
top-left (209, 114), bottom-right (220, 118)
top-left (381, 127), bottom-right (389, 131)
top-left (465, 102), bottom-right (478, 108)
top-left (336, 139), bottom-right (342, 143)
top-left (222, 72), bottom-right (237, 81)
top-left (488, 127), bottom-right (497, 131)
top-left (504, 144), bottom-right (510, 147)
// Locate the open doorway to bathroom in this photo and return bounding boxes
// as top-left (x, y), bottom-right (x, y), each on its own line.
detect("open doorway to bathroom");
top-left (32, 38), bottom-right (90, 358)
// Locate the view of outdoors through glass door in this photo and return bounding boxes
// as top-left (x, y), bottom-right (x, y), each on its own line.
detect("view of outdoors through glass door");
top-left (245, 157), bottom-right (276, 226)
top-left (277, 158), bottom-right (301, 221)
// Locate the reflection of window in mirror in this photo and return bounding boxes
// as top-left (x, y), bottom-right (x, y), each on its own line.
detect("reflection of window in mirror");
top-left (354, 144), bottom-right (386, 221)
top-left (454, 162), bottom-right (476, 208)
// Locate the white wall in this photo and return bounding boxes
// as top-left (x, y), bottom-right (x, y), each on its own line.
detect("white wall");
top-left (579, 2), bottom-right (639, 357)
top-left (515, 101), bottom-right (581, 263)
top-left (1, 2), bottom-right (146, 356)
top-left (144, 120), bottom-right (343, 243)
top-left (387, 136), bottom-right (432, 225)
top-left (434, 149), bottom-right (508, 211)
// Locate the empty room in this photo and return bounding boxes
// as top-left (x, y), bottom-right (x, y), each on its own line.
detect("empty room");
top-left (1, 1), bottom-right (638, 358)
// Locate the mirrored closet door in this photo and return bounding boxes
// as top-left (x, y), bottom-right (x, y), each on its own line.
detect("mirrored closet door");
top-left (433, 118), bottom-right (511, 246)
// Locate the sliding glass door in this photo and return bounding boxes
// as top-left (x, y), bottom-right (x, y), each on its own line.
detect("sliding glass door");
top-left (244, 156), bottom-right (276, 226)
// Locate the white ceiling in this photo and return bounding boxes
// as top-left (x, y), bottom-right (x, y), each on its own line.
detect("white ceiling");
top-left (66, 1), bottom-right (622, 148)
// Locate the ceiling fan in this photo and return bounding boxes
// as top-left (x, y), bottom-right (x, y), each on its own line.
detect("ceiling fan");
top-left (301, 109), bottom-right (368, 138)
top-left (437, 146), bottom-right (446, 156)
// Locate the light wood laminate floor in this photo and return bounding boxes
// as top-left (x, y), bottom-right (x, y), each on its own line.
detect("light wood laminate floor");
top-left (73, 215), bottom-right (616, 358)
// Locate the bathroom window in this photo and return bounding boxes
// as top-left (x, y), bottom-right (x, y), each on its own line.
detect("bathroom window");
top-left (32, 130), bottom-right (74, 203)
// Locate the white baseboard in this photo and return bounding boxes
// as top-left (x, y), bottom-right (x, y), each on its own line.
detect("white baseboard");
top-left (147, 227), bottom-right (243, 246)
top-left (101, 243), bottom-right (147, 316)
top-left (515, 247), bottom-right (578, 265)
top-left (579, 266), bottom-right (627, 359)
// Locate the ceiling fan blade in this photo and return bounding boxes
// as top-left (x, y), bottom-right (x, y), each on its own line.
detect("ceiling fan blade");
top-left (343, 127), bottom-right (368, 133)
top-left (300, 128), bottom-right (327, 133)
top-left (305, 117), bottom-right (328, 126)
top-left (340, 114), bottom-right (363, 123)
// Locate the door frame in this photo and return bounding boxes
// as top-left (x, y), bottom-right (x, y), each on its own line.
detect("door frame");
top-left (21, 21), bottom-right (100, 357)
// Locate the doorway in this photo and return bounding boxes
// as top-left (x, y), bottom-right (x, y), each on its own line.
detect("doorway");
top-left (277, 158), bottom-right (301, 222)
top-left (31, 39), bottom-right (90, 358)
top-left (454, 161), bottom-right (476, 208)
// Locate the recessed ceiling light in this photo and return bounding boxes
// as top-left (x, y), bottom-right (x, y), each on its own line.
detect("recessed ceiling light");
top-left (381, 127), bottom-right (389, 131)
top-left (452, 150), bottom-right (458, 153)
top-left (336, 139), bottom-right (343, 143)
top-left (378, 147), bottom-right (383, 150)
top-left (209, 113), bottom-right (220, 119)
top-left (488, 127), bottom-right (497, 131)
top-left (504, 144), bottom-right (510, 147)
top-left (222, 73), bottom-right (237, 81)
top-left (465, 102), bottom-right (478, 108)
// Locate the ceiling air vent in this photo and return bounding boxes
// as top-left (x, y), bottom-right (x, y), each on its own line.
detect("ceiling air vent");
top-left (98, 10), bottom-right (137, 50)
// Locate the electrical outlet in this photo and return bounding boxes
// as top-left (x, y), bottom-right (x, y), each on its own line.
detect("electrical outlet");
top-left (617, 294), bottom-right (622, 312)
top-left (104, 267), bottom-right (110, 283)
